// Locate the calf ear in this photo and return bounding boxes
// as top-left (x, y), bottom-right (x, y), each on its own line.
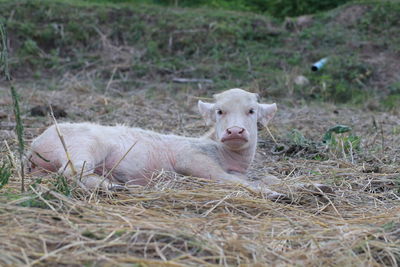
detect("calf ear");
top-left (258, 103), bottom-right (277, 126)
top-left (198, 100), bottom-right (216, 125)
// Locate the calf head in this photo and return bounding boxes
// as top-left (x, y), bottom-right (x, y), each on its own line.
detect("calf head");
top-left (198, 88), bottom-right (277, 151)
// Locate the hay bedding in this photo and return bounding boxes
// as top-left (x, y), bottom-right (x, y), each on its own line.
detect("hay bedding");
top-left (0, 84), bottom-right (399, 266)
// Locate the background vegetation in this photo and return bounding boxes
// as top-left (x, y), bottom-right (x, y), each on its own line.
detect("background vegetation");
top-left (1, 0), bottom-right (399, 108)
top-left (83, 0), bottom-right (352, 18)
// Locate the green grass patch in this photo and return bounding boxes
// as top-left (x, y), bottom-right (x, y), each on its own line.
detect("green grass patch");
top-left (82, 0), bottom-right (351, 18)
top-left (0, 0), bottom-right (399, 107)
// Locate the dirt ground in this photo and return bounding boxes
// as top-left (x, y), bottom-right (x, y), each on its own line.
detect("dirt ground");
top-left (0, 79), bottom-right (399, 266)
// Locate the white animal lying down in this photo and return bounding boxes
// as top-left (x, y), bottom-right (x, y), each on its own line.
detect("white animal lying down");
top-left (28, 89), bottom-right (303, 199)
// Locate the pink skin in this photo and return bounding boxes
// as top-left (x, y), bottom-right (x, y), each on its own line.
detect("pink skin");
top-left (28, 88), bottom-right (282, 197)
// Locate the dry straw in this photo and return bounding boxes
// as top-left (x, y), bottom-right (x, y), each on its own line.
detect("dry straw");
top-left (0, 41), bottom-right (399, 265)
top-left (0, 170), bottom-right (399, 266)
top-left (1, 88), bottom-right (399, 266)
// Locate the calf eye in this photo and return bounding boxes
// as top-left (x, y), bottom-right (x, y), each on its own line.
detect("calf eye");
top-left (249, 109), bottom-right (255, 114)
top-left (216, 109), bottom-right (223, 115)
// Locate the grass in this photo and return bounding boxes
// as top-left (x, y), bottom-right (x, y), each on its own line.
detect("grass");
top-left (0, 162), bottom-right (11, 189)
top-left (0, 79), bottom-right (398, 265)
top-left (1, 22), bottom-right (25, 191)
top-left (0, 166), bottom-right (399, 265)
top-left (0, 0), bottom-right (399, 265)
top-left (9, 86), bottom-right (25, 191)
top-left (82, 0), bottom-right (352, 18)
top-left (0, 0), bottom-right (399, 107)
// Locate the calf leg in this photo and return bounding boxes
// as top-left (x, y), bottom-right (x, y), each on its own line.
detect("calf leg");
top-left (222, 172), bottom-right (290, 202)
top-left (78, 173), bottom-right (125, 192)
top-left (177, 155), bottom-right (289, 201)
top-left (57, 154), bottom-right (122, 192)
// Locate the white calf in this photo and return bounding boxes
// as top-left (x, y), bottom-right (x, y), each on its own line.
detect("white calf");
top-left (29, 89), bottom-right (284, 198)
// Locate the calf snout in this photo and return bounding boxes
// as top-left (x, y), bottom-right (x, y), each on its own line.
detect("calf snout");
top-left (222, 126), bottom-right (248, 142)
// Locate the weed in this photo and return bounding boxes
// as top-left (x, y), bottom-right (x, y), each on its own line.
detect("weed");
top-left (82, 230), bottom-right (103, 240)
top-left (280, 129), bottom-right (326, 159)
top-left (322, 125), bottom-right (352, 142)
top-left (312, 154), bottom-right (326, 161)
top-left (392, 126), bottom-right (400, 135)
top-left (323, 125), bottom-right (361, 159)
top-left (9, 86), bottom-right (26, 192)
top-left (85, 0), bottom-right (351, 18)
top-left (288, 129), bottom-right (308, 146)
top-left (0, 162), bottom-right (12, 190)
top-left (113, 229), bottom-right (127, 237)
top-left (382, 82), bottom-right (400, 110)
top-left (18, 197), bottom-right (49, 209)
top-left (358, 2), bottom-right (400, 35)
top-left (383, 94), bottom-right (400, 110)
top-left (281, 125), bottom-right (361, 161)
top-left (0, 22), bottom-right (10, 78)
top-left (396, 176), bottom-right (400, 196)
top-left (1, 22), bottom-right (26, 192)
top-left (20, 39), bottom-right (41, 57)
top-left (52, 174), bottom-right (71, 196)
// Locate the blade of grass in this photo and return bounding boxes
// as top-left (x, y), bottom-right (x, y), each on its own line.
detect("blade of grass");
top-left (0, 162), bottom-right (11, 190)
top-left (1, 22), bottom-right (25, 192)
top-left (10, 86), bottom-right (25, 192)
top-left (0, 22), bottom-right (10, 81)
top-left (49, 105), bottom-right (77, 176)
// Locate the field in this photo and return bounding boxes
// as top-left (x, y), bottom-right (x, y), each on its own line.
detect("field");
top-left (0, 0), bottom-right (399, 266)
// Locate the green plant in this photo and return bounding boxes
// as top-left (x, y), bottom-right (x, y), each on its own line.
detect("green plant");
top-left (382, 82), bottom-right (400, 110)
top-left (0, 162), bottom-right (12, 190)
top-left (0, 22), bottom-right (9, 77)
top-left (265, 0), bottom-right (350, 18)
top-left (84, 0), bottom-right (351, 18)
top-left (53, 175), bottom-right (71, 196)
top-left (20, 39), bottom-right (40, 56)
top-left (288, 129), bottom-right (309, 146)
top-left (322, 125), bottom-right (352, 142)
top-left (1, 22), bottom-right (26, 192)
top-left (323, 125), bottom-right (361, 158)
top-left (383, 94), bottom-right (400, 110)
top-left (18, 198), bottom-right (48, 208)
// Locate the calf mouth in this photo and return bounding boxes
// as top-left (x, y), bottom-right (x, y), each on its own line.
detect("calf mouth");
top-left (221, 137), bottom-right (248, 145)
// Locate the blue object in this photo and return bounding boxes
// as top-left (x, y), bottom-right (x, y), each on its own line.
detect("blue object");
top-left (311, 57), bottom-right (328, 71)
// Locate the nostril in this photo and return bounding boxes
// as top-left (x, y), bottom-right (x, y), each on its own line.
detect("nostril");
top-left (226, 127), bottom-right (246, 136)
